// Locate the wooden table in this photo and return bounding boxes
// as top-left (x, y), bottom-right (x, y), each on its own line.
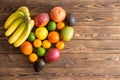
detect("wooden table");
top-left (0, 0), bottom-right (120, 80)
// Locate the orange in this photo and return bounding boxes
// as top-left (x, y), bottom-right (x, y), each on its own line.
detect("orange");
top-left (55, 41), bottom-right (65, 50)
top-left (20, 41), bottom-right (33, 55)
top-left (48, 31), bottom-right (60, 43)
top-left (50, 6), bottom-right (66, 22)
top-left (57, 22), bottom-right (65, 30)
top-left (42, 40), bottom-right (51, 49)
top-left (33, 39), bottom-right (42, 48)
top-left (29, 53), bottom-right (38, 62)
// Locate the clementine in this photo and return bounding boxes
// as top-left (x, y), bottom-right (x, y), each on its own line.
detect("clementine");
top-left (55, 41), bottom-right (65, 50)
top-left (57, 22), bottom-right (65, 30)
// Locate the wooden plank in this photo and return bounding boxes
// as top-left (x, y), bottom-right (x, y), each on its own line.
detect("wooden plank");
top-left (0, 40), bottom-right (119, 54)
top-left (74, 26), bottom-right (120, 39)
top-left (1, 26), bottom-right (120, 40)
top-left (0, 53), bottom-right (120, 68)
top-left (1, 0), bottom-right (120, 13)
top-left (0, 67), bottom-right (120, 80)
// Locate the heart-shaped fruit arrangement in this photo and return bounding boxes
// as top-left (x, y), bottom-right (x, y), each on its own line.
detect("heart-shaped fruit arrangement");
top-left (4, 6), bottom-right (75, 72)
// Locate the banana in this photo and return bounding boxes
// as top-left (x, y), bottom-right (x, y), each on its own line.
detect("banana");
top-left (13, 20), bottom-right (34, 47)
top-left (4, 11), bottom-right (24, 29)
top-left (5, 18), bottom-right (24, 37)
top-left (8, 22), bottom-right (26, 44)
top-left (16, 6), bottom-right (30, 17)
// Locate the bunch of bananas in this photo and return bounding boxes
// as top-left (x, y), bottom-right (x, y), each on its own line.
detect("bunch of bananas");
top-left (4, 6), bottom-right (34, 47)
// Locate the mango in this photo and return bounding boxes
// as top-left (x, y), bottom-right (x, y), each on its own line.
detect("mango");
top-left (61, 26), bottom-right (74, 41)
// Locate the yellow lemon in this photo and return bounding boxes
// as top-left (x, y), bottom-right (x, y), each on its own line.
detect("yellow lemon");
top-left (35, 27), bottom-right (48, 40)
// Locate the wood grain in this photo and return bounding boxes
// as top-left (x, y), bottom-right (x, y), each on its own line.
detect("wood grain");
top-left (0, 0), bottom-right (120, 80)
top-left (0, 40), bottom-right (119, 54)
top-left (0, 53), bottom-right (120, 68)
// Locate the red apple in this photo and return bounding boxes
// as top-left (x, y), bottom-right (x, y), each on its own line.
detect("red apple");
top-left (34, 13), bottom-right (50, 27)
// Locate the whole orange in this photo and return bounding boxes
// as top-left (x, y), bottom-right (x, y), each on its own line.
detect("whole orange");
top-left (50, 6), bottom-right (66, 22)
top-left (57, 22), bottom-right (65, 30)
top-left (20, 41), bottom-right (33, 55)
top-left (48, 31), bottom-right (60, 43)
top-left (55, 41), bottom-right (65, 50)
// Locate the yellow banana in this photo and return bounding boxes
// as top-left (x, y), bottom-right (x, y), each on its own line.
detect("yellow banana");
top-left (14, 20), bottom-right (34, 47)
top-left (8, 22), bottom-right (26, 44)
top-left (4, 11), bottom-right (24, 29)
top-left (5, 18), bottom-right (24, 37)
top-left (16, 6), bottom-right (30, 17)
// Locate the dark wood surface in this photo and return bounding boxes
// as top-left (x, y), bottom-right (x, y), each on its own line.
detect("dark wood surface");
top-left (0, 0), bottom-right (120, 80)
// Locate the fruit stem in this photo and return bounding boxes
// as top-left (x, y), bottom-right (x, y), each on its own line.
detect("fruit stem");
top-left (24, 16), bottom-right (30, 24)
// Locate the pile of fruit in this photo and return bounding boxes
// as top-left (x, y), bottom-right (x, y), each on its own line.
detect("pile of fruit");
top-left (4, 6), bottom-right (75, 72)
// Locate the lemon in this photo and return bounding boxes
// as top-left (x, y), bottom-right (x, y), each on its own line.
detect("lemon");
top-left (35, 27), bottom-right (48, 40)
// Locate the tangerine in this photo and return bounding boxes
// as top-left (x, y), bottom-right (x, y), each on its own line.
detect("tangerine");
top-left (33, 39), bottom-right (42, 48)
top-left (29, 53), bottom-right (38, 63)
top-left (57, 22), bottom-right (65, 30)
top-left (42, 40), bottom-right (51, 49)
top-left (55, 41), bottom-right (65, 50)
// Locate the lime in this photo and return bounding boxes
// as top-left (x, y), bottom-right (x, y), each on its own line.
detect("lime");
top-left (28, 32), bottom-right (36, 41)
top-left (47, 21), bottom-right (56, 31)
top-left (37, 47), bottom-right (46, 57)
top-left (35, 27), bottom-right (48, 40)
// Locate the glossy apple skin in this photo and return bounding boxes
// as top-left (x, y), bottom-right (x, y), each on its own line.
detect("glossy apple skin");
top-left (45, 48), bottom-right (60, 63)
top-left (34, 13), bottom-right (50, 27)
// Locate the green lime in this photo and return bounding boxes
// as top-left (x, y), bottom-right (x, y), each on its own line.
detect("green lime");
top-left (28, 32), bottom-right (36, 41)
top-left (37, 47), bottom-right (46, 57)
top-left (47, 21), bottom-right (56, 31)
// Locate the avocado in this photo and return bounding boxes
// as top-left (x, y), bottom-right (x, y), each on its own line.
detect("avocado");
top-left (33, 59), bottom-right (46, 72)
top-left (65, 13), bottom-right (75, 26)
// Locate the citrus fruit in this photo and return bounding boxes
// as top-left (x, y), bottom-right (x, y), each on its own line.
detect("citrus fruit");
top-left (50, 6), bottom-right (66, 22)
top-left (29, 53), bottom-right (38, 63)
top-left (37, 47), bottom-right (46, 57)
top-left (28, 32), bottom-right (36, 42)
top-left (47, 21), bottom-right (56, 31)
top-left (48, 31), bottom-right (60, 43)
top-left (20, 41), bottom-right (33, 55)
top-left (57, 22), bottom-right (65, 30)
top-left (42, 40), bottom-right (51, 49)
top-left (33, 39), bottom-right (42, 48)
top-left (56, 41), bottom-right (65, 50)
top-left (35, 27), bottom-right (48, 40)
